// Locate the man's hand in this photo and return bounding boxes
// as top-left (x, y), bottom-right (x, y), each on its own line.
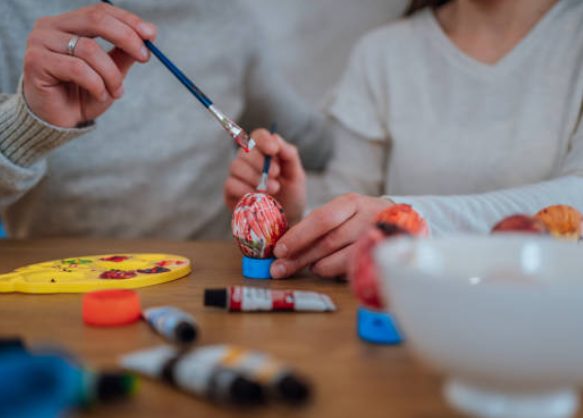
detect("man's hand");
top-left (23, 3), bottom-right (157, 128)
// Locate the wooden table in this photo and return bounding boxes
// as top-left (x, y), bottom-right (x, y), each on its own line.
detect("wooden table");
top-left (0, 239), bottom-right (576, 418)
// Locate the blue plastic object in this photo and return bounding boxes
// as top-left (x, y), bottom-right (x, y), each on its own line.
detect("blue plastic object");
top-left (357, 306), bottom-right (403, 345)
top-left (242, 256), bottom-right (274, 280)
top-left (0, 352), bottom-right (83, 418)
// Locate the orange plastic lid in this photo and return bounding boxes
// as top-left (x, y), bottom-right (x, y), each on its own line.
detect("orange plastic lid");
top-left (82, 289), bottom-right (142, 327)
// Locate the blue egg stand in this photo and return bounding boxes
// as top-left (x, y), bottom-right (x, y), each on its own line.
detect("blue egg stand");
top-left (242, 256), bottom-right (275, 280)
top-left (357, 306), bottom-right (403, 345)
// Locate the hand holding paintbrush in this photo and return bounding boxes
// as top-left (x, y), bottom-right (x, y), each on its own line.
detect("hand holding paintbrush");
top-left (100, 0), bottom-right (255, 152)
top-left (225, 128), bottom-right (307, 225)
top-left (20, 3), bottom-right (157, 129)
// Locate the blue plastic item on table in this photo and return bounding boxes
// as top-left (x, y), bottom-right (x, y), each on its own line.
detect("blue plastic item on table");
top-left (242, 256), bottom-right (274, 280)
top-left (0, 352), bottom-right (82, 418)
top-left (357, 306), bottom-right (403, 345)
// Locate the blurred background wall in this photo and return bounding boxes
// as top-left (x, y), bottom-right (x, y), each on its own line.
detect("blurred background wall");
top-left (243, 0), bottom-right (407, 105)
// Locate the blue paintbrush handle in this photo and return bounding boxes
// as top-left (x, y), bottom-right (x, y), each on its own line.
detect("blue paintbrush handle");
top-left (256, 124), bottom-right (276, 191)
top-left (263, 123), bottom-right (277, 176)
top-left (144, 40), bottom-right (213, 108)
top-left (262, 156), bottom-right (272, 177)
top-left (100, 0), bottom-right (213, 108)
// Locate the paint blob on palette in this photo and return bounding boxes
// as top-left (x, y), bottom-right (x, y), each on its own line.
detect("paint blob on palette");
top-left (0, 254), bottom-right (191, 294)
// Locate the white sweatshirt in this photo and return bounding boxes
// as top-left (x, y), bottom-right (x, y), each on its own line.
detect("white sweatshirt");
top-left (324, 0), bottom-right (583, 236)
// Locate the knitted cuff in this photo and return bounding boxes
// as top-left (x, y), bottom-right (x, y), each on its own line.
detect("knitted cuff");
top-left (0, 79), bottom-right (94, 167)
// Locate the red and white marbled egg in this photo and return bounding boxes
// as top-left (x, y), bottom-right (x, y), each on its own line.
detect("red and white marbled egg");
top-left (232, 193), bottom-right (288, 259)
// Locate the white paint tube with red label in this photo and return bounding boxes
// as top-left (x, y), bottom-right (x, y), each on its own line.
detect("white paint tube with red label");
top-left (203, 286), bottom-right (336, 312)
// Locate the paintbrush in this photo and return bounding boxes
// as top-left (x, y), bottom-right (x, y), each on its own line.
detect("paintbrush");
top-left (256, 124), bottom-right (276, 192)
top-left (100, 0), bottom-right (255, 152)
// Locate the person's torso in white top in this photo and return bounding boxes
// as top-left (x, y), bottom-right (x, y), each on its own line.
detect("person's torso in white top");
top-left (329, 0), bottom-right (583, 197)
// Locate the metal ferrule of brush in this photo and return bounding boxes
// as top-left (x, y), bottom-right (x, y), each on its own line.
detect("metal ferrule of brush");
top-left (208, 105), bottom-right (238, 133)
top-left (257, 173), bottom-right (269, 192)
top-left (208, 105), bottom-right (256, 151)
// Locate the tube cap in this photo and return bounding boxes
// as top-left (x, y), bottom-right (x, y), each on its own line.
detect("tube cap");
top-left (174, 322), bottom-right (197, 344)
top-left (229, 376), bottom-right (265, 405)
top-left (82, 289), bottom-right (141, 327)
top-left (204, 289), bottom-right (228, 308)
top-left (0, 337), bottom-right (26, 354)
top-left (94, 372), bottom-right (139, 403)
top-left (277, 374), bottom-right (311, 403)
top-left (242, 256), bottom-right (274, 280)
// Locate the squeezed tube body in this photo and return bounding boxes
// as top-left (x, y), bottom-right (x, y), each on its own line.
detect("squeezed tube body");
top-left (120, 345), bottom-right (310, 404)
top-left (143, 306), bottom-right (198, 344)
top-left (120, 346), bottom-right (264, 405)
top-left (204, 286), bottom-right (336, 312)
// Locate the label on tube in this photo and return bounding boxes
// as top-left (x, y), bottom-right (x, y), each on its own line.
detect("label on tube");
top-left (204, 287), bottom-right (336, 312)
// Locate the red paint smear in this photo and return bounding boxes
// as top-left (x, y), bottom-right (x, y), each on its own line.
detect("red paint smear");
top-left (156, 260), bottom-right (184, 267)
top-left (100, 256), bottom-right (130, 263)
top-left (99, 270), bottom-right (137, 280)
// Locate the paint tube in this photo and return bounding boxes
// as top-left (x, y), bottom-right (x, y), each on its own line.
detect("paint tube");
top-left (120, 346), bottom-right (264, 405)
top-left (143, 307), bottom-right (198, 345)
top-left (215, 345), bottom-right (311, 403)
top-left (203, 286), bottom-right (336, 312)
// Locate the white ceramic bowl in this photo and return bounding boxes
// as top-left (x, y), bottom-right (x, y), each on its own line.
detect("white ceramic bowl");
top-left (375, 235), bottom-right (583, 418)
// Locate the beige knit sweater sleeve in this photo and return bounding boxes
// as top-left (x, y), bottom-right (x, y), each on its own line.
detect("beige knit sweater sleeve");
top-left (0, 81), bottom-right (93, 167)
top-left (0, 80), bottom-right (92, 207)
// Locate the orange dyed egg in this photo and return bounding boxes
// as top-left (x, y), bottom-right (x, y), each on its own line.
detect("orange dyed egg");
top-left (534, 205), bottom-right (582, 241)
top-left (375, 204), bottom-right (430, 236)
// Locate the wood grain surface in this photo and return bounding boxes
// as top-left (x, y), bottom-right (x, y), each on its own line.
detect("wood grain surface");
top-left (0, 239), bottom-right (577, 418)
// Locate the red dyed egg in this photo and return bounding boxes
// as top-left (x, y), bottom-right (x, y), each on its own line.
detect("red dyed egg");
top-left (349, 204), bottom-right (429, 309)
top-left (491, 214), bottom-right (548, 235)
top-left (232, 192), bottom-right (288, 259)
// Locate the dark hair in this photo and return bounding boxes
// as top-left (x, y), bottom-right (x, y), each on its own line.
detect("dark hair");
top-left (404, 0), bottom-right (452, 16)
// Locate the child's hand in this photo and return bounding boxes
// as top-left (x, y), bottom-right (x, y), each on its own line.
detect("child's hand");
top-left (270, 194), bottom-right (393, 279)
top-left (224, 128), bottom-right (307, 225)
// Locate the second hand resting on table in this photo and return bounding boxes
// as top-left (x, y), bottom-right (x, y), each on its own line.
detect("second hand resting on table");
top-left (224, 129), bottom-right (392, 279)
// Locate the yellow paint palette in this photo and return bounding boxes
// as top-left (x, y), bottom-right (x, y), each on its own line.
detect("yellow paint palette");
top-left (0, 254), bottom-right (191, 294)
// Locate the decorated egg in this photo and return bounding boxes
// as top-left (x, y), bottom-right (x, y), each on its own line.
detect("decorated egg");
top-left (534, 205), bottom-right (583, 241)
top-left (491, 214), bottom-right (548, 235)
top-left (376, 204), bottom-right (429, 236)
top-left (348, 204), bottom-right (429, 309)
top-left (232, 192), bottom-right (288, 259)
